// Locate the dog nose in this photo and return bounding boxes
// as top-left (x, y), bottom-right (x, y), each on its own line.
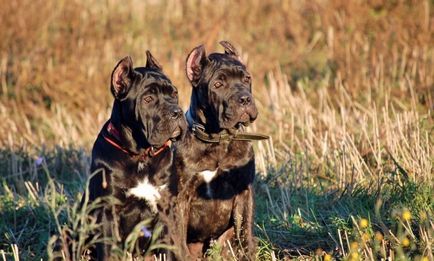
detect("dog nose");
top-left (238, 95), bottom-right (251, 106)
top-left (171, 108), bottom-right (183, 119)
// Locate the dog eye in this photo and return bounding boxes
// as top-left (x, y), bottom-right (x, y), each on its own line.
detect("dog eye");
top-left (214, 81), bottom-right (223, 88)
top-left (243, 75), bottom-right (251, 84)
top-left (219, 75), bottom-right (226, 81)
top-left (172, 91), bottom-right (178, 98)
top-left (144, 96), bottom-right (153, 103)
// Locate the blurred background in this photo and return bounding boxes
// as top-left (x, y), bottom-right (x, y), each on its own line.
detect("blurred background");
top-left (1, 0), bottom-right (431, 148)
top-left (0, 0), bottom-right (432, 260)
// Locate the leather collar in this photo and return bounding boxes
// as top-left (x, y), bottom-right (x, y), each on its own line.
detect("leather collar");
top-left (186, 110), bottom-right (269, 143)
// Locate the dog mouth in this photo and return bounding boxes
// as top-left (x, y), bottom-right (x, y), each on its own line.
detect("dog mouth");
top-left (240, 112), bottom-right (250, 122)
top-left (232, 112), bottom-right (250, 128)
top-left (170, 126), bottom-right (182, 140)
top-left (146, 126), bottom-right (182, 147)
top-left (224, 108), bottom-right (257, 129)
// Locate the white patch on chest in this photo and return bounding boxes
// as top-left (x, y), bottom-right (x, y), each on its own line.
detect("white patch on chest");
top-left (198, 169), bottom-right (218, 198)
top-left (199, 169), bottom-right (218, 183)
top-left (127, 178), bottom-right (165, 212)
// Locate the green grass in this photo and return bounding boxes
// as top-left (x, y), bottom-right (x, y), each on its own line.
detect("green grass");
top-left (0, 146), bottom-right (432, 260)
top-left (255, 174), bottom-right (433, 259)
top-left (0, 148), bottom-right (85, 260)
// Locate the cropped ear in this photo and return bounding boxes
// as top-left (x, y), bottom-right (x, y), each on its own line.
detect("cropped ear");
top-left (186, 44), bottom-right (208, 85)
top-left (111, 56), bottom-right (134, 99)
top-left (145, 50), bottom-right (162, 71)
top-left (219, 40), bottom-right (242, 62)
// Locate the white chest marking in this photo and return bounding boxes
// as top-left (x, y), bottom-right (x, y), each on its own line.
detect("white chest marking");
top-left (127, 178), bottom-right (165, 212)
top-left (198, 169), bottom-right (218, 198)
top-left (199, 169), bottom-right (218, 183)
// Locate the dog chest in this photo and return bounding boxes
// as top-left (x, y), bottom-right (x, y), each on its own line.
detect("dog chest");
top-left (199, 169), bottom-right (218, 183)
top-left (126, 178), bottom-right (166, 212)
top-left (188, 198), bottom-right (234, 241)
top-left (198, 169), bottom-right (218, 198)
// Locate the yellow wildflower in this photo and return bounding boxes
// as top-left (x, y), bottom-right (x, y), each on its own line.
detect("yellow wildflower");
top-left (349, 252), bottom-right (359, 261)
top-left (359, 218), bottom-right (369, 229)
top-left (350, 242), bottom-right (359, 250)
top-left (361, 233), bottom-right (370, 242)
top-left (374, 232), bottom-right (383, 241)
top-left (402, 210), bottom-right (412, 221)
top-left (401, 237), bottom-right (410, 247)
top-left (324, 254), bottom-right (332, 261)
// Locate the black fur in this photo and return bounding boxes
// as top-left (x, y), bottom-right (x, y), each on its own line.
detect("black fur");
top-left (84, 53), bottom-right (186, 260)
top-left (174, 41), bottom-right (258, 260)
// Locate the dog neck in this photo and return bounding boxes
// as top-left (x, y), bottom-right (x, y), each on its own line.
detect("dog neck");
top-left (108, 101), bottom-right (170, 157)
top-left (109, 102), bottom-right (146, 154)
top-left (187, 90), bottom-right (223, 133)
top-left (103, 121), bottom-right (171, 160)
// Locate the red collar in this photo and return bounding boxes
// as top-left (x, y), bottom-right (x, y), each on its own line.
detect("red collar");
top-left (102, 122), bottom-right (171, 159)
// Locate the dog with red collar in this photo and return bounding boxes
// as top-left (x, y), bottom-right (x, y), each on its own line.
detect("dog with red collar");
top-left (85, 52), bottom-right (186, 260)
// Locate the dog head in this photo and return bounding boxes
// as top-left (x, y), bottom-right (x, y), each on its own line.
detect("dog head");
top-left (111, 52), bottom-right (186, 148)
top-left (185, 41), bottom-right (258, 131)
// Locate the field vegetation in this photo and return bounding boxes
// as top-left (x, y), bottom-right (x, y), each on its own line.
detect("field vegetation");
top-left (0, 0), bottom-right (432, 260)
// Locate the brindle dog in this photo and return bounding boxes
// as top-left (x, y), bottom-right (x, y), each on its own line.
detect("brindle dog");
top-left (85, 52), bottom-right (186, 261)
top-left (174, 41), bottom-right (259, 260)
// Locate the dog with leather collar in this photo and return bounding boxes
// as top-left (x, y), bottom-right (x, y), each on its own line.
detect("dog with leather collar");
top-left (173, 41), bottom-right (266, 260)
top-left (83, 52), bottom-right (186, 260)
top-left (186, 110), bottom-right (269, 143)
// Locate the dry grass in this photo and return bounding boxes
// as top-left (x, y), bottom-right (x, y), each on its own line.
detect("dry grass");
top-left (0, 0), bottom-right (432, 148)
top-left (0, 0), bottom-right (433, 260)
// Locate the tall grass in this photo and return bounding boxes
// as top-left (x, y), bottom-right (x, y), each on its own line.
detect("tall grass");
top-left (0, 0), bottom-right (432, 260)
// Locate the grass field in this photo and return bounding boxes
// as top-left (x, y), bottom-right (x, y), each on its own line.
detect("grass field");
top-left (0, 0), bottom-right (433, 260)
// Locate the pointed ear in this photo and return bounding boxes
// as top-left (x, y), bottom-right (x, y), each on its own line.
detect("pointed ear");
top-left (186, 44), bottom-right (208, 85)
top-left (111, 56), bottom-right (134, 99)
top-left (145, 50), bottom-right (162, 71)
top-left (219, 40), bottom-right (242, 62)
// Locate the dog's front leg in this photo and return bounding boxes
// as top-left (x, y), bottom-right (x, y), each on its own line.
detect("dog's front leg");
top-left (232, 184), bottom-right (255, 261)
top-left (94, 209), bottom-right (110, 261)
top-left (95, 205), bottom-right (121, 261)
top-left (177, 176), bottom-right (201, 260)
top-left (230, 158), bottom-right (256, 261)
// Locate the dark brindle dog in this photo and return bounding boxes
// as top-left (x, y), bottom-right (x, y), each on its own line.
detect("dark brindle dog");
top-left (174, 41), bottom-right (266, 260)
top-left (86, 52), bottom-right (186, 260)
